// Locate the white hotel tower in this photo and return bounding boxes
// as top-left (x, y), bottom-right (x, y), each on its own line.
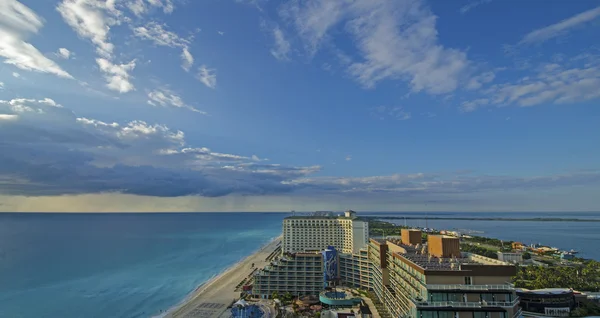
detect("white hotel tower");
top-left (282, 210), bottom-right (369, 254)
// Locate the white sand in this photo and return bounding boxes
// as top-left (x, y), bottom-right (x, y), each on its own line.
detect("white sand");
top-left (166, 236), bottom-right (282, 318)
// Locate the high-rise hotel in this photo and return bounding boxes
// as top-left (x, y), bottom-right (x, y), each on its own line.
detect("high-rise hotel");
top-left (282, 210), bottom-right (369, 254)
top-left (254, 210), bottom-right (370, 297)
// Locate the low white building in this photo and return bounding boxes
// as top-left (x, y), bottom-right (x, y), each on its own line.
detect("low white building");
top-left (497, 251), bottom-right (523, 263)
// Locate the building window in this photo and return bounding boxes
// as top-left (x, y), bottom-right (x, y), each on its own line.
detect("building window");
top-left (474, 312), bottom-right (489, 318)
top-left (464, 276), bottom-right (472, 285)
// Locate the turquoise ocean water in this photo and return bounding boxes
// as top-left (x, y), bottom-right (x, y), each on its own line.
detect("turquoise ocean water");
top-left (0, 213), bottom-right (284, 318)
top-left (0, 212), bottom-right (598, 318)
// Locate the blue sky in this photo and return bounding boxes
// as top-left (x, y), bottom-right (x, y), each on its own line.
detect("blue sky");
top-left (1, 0), bottom-right (599, 212)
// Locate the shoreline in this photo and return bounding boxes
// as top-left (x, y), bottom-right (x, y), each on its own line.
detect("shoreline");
top-left (162, 235), bottom-right (282, 318)
top-left (371, 216), bottom-right (600, 222)
top-left (374, 218), bottom-right (598, 261)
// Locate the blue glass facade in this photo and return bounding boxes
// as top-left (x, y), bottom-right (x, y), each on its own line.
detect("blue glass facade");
top-left (322, 246), bottom-right (338, 288)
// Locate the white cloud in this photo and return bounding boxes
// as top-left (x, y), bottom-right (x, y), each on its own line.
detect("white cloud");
top-left (181, 47), bottom-right (194, 71)
top-left (12, 72), bottom-right (20, 78)
top-left (0, 97), bottom-right (320, 197)
top-left (0, 0), bottom-right (72, 78)
top-left (463, 54), bottom-right (600, 110)
top-left (217, 31), bottom-right (225, 35)
top-left (133, 22), bottom-right (194, 71)
top-left (279, 0), bottom-right (345, 56)
top-left (466, 71), bottom-right (495, 90)
top-left (0, 114), bottom-right (18, 121)
top-left (270, 26), bottom-right (291, 61)
top-left (127, 0), bottom-right (146, 16)
top-left (96, 58), bottom-right (136, 93)
top-left (460, 98), bottom-right (489, 112)
top-left (57, 0), bottom-right (140, 91)
top-left (138, 0), bottom-right (175, 13)
top-left (57, 0), bottom-right (117, 59)
top-left (133, 22), bottom-right (188, 47)
top-left (459, 0), bottom-right (492, 15)
top-left (520, 6), bottom-right (600, 45)
top-left (197, 65), bottom-right (217, 89)
top-left (345, 155), bottom-right (352, 161)
top-left (57, 48), bottom-right (72, 59)
top-left (280, 0), bottom-right (471, 94)
top-left (0, 82), bottom-right (4, 89)
top-left (490, 58), bottom-right (600, 107)
top-left (147, 88), bottom-right (206, 113)
top-left (372, 105), bottom-right (411, 120)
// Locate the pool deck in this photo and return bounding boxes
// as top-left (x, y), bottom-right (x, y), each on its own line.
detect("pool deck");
top-left (166, 236), bottom-right (282, 318)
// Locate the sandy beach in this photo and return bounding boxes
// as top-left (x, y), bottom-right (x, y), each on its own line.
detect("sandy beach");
top-left (165, 236), bottom-right (282, 318)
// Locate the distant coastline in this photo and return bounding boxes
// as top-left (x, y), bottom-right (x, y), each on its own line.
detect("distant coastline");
top-left (369, 216), bottom-right (600, 222)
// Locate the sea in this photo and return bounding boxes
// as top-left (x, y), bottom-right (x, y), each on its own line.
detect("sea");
top-left (0, 211), bottom-right (598, 318)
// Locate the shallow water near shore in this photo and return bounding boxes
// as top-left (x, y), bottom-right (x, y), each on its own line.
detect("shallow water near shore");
top-left (0, 211), bottom-right (598, 318)
top-left (0, 213), bottom-right (284, 318)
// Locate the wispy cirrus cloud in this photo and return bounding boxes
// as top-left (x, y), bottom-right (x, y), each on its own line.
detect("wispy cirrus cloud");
top-left (286, 171), bottom-right (600, 196)
top-left (0, 0), bottom-right (72, 78)
top-left (197, 65), bottom-right (217, 89)
top-left (459, 0), bottom-right (492, 15)
top-left (462, 53), bottom-right (600, 111)
top-left (133, 21), bottom-right (195, 71)
top-left (371, 106), bottom-right (411, 121)
top-left (519, 6), bottom-right (600, 45)
top-left (57, 0), bottom-right (136, 92)
top-left (127, 0), bottom-right (174, 16)
top-left (270, 26), bottom-right (291, 61)
top-left (57, 0), bottom-right (117, 59)
top-left (279, 0), bottom-right (472, 95)
top-left (147, 88), bottom-right (206, 113)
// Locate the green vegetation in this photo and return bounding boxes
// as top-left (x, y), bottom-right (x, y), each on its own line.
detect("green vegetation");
top-left (363, 216), bottom-right (600, 222)
top-left (512, 260), bottom-right (600, 291)
top-left (570, 301), bottom-right (600, 317)
top-left (368, 220), bottom-right (406, 236)
top-left (460, 243), bottom-right (498, 259)
top-left (462, 235), bottom-right (512, 248)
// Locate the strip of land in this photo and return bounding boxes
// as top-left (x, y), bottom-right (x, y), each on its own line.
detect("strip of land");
top-left (371, 216), bottom-right (600, 222)
top-left (165, 236), bottom-right (282, 318)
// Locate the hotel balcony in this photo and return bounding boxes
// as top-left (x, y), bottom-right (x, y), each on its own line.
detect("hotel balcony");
top-left (413, 298), bottom-right (519, 309)
top-left (426, 283), bottom-right (515, 291)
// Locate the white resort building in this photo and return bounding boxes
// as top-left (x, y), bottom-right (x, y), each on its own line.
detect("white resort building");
top-left (282, 210), bottom-right (369, 254)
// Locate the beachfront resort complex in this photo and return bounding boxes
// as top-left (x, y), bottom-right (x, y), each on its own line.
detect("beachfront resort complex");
top-left (171, 210), bottom-right (599, 318)
top-left (253, 211), bottom-right (521, 318)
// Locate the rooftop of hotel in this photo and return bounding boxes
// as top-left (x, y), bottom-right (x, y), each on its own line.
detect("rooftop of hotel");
top-left (284, 211), bottom-right (359, 220)
top-left (385, 239), bottom-right (511, 271)
top-left (284, 215), bottom-right (356, 220)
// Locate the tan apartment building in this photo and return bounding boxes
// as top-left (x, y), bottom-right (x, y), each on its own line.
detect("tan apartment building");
top-left (339, 247), bottom-right (371, 289)
top-left (369, 230), bottom-right (520, 318)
